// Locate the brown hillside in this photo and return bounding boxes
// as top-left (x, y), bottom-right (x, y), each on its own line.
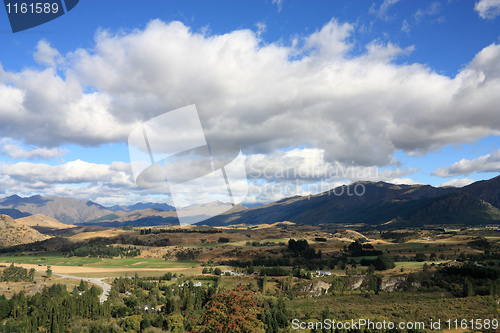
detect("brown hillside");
top-left (333, 229), bottom-right (369, 241)
top-left (15, 214), bottom-right (76, 229)
top-left (0, 214), bottom-right (50, 247)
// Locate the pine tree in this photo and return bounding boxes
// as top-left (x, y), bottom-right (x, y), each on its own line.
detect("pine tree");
top-left (28, 268), bottom-right (35, 281)
top-left (463, 277), bottom-right (473, 297)
top-left (46, 266), bottom-right (52, 278)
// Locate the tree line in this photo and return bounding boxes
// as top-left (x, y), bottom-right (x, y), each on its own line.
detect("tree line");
top-left (68, 244), bottom-right (140, 258)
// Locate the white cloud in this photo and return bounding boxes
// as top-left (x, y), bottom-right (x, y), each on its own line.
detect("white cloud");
top-left (0, 19), bottom-right (500, 171)
top-left (272, 0), bottom-right (283, 12)
top-left (33, 40), bottom-right (63, 68)
top-left (255, 22), bottom-right (266, 37)
top-left (370, 0), bottom-right (401, 20)
top-left (0, 159), bottom-right (151, 205)
top-left (433, 148), bottom-right (500, 177)
top-left (401, 19), bottom-right (411, 34)
top-left (475, 0), bottom-right (500, 19)
top-left (438, 178), bottom-right (476, 187)
top-left (0, 139), bottom-right (66, 160)
top-left (244, 148), bottom-right (419, 202)
top-left (0, 159), bottom-right (132, 185)
top-left (414, 2), bottom-right (442, 22)
top-left (0, 147), bottom-right (419, 205)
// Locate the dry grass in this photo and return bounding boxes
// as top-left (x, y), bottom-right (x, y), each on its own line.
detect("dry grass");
top-left (15, 214), bottom-right (75, 229)
top-left (70, 229), bottom-right (130, 240)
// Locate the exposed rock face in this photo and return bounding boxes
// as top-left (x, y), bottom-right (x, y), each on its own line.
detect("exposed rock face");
top-left (344, 275), bottom-right (407, 292)
top-left (347, 276), bottom-right (365, 290)
top-left (301, 280), bottom-right (332, 297)
top-left (380, 276), bottom-right (406, 292)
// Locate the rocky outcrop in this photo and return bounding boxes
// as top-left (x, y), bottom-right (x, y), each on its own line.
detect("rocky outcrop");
top-left (347, 276), bottom-right (365, 290)
top-left (301, 280), bottom-right (332, 296)
top-left (380, 276), bottom-right (406, 292)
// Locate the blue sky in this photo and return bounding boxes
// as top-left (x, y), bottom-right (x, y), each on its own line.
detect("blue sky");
top-left (0, 0), bottom-right (500, 206)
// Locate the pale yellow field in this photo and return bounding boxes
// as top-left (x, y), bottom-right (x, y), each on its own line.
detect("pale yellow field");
top-left (16, 264), bottom-right (195, 276)
top-left (70, 229), bottom-right (130, 240)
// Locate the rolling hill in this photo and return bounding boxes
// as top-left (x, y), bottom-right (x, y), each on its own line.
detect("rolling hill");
top-left (0, 214), bottom-right (49, 247)
top-left (84, 208), bottom-right (178, 227)
top-left (15, 214), bottom-right (76, 229)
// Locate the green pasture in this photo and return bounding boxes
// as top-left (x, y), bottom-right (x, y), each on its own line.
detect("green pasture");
top-left (376, 242), bottom-right (454, 253)
top-left (0, 252), bottom-right (199, 269)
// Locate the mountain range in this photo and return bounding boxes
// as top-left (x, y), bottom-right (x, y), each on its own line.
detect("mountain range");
top-left (201, 175), bottom-right (500, 227)
top-left (107, 202), bottom-right (175, 212)
top-left (0, 175), bottom-right (499, 228)
top-left (0, 195), bottom-right (113, 224)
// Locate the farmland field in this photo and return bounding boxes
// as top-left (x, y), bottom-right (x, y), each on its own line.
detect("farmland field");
top-left (0, 252), bottom-right (200, 278)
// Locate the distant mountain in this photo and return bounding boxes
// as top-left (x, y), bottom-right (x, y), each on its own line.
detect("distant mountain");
top-left (175, 201), bottom-right (247, 225)
top-left (3, 175), bottom-right (499, 228)
top-left (0, 208), bottom-right (30, 219)
top-left (460, 176), bottom-right (500, 208)
top-left (107, 202), bottom-right (175, 212)
top-left (83, 202), bottom-right (247, 227)
top-left (241, 202), bottom-right (265, 209)
top-left (0, 214), bottom-right (49, 247)
top-left (200, 176), bottom-right (500, 227)
top-left (404, 192), bottom-right (500, 226)
top-left (0, 195), bottom-right (113, 224)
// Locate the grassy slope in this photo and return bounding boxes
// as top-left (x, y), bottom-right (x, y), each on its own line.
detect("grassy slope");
top-left (286, 292), bottom-right (498, 325)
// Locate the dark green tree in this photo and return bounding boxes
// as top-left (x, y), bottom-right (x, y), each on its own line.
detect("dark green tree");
top-left (463, 277), bottom-right (474, 297)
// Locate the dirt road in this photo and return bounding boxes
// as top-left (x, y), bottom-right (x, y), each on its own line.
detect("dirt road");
top-left (34, 269), bottom-right (112, 303)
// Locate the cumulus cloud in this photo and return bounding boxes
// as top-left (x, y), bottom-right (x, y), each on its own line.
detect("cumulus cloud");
top-left (1, 18), bottom-right (500, 177)
top-left (475, 0), bottom-right (500, 19)
top-left (433, 149), bottom-right (500, 177)
top-left (243, 148), bottom-right (419, 202)
top-left (0, 147), bottom-right (419, 205)
top-left (438, 178), bottom-right (476, 187)
top-left (33, 40), bottom-right (63, 68)
top-left (0, 159), bottom-right (149, 205)
top-left (0, 139), bottom-right (66, 160)
top-left (0, 159), bottom-right (132, 185)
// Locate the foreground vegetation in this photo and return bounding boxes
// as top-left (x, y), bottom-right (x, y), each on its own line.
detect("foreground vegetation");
top-left (0, 224), bottom-right (498, 332)
top-left (0, 258), bottom-right (498, 332)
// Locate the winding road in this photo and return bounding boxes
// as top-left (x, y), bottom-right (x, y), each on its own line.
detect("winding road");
top-left (37, 270), bottom-right (112, 303)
